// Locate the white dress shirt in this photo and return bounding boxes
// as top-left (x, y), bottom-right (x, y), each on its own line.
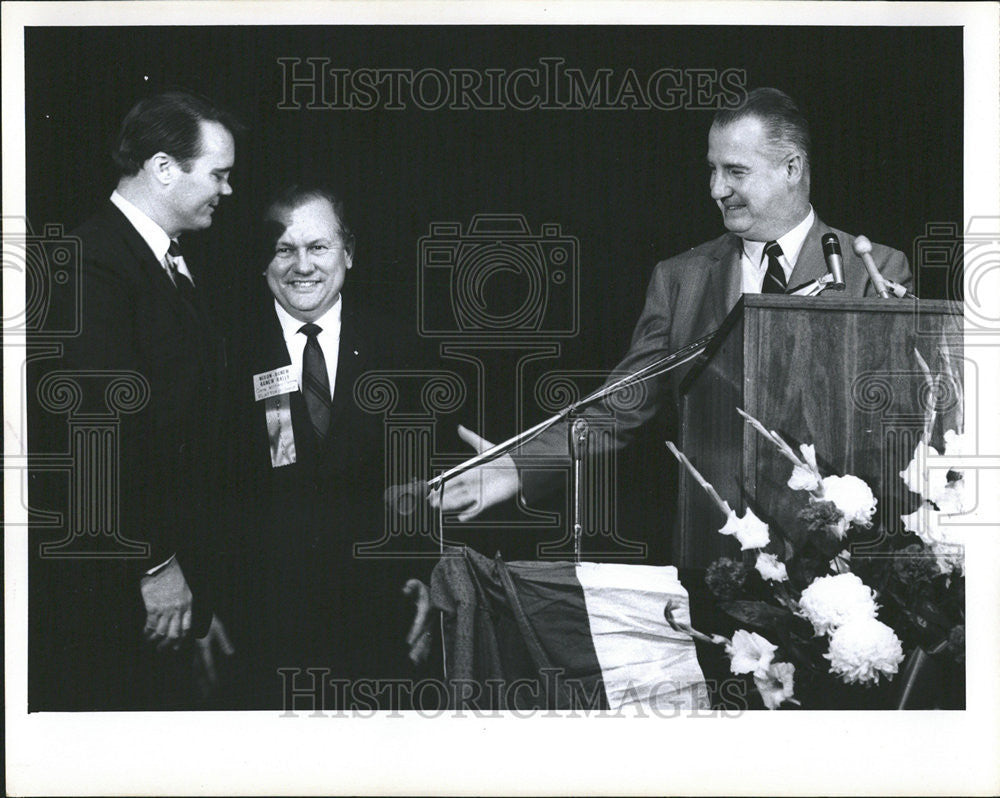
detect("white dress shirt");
top-left (740, 206), bottom-right (815, 294)
top-left (110, 190), bottom-right (195, 284)
top-left (273, 296), bottom-right (342, 400)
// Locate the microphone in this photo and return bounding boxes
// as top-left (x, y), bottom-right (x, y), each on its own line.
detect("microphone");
top-left (821, 233), bottom-right (847, 290)
top-left (569, 417), bottom-right (590, 461)
top-left (881, 277), bottom-right (917, 300)
top-left (787, 273), bottom-right (835, 296)
top-left (852, 235), bottom-right (892, 298)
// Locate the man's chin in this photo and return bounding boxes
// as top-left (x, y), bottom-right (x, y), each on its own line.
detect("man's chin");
top-left (188, 216), bottom-right (214, 231)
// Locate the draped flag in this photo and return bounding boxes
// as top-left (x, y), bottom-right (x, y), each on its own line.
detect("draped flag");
top-left (430, 547), bottom-right (709, 712)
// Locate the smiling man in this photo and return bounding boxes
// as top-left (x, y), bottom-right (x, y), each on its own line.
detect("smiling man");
top-left (223, 185), bottom-right (433, 709)
top-left (31, 92), bottom-right (239, 710)
top-left (432, 87), bottom-right (912, 523)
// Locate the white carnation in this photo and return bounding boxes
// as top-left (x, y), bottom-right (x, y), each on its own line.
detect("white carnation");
top-left (942, 429), bottom-right (972, 457)
top-left (821, 475), bottom-right (877, 528)
top-left (798, 572), bottom-right (878, 636)
top-left (901, 503), bottom-right (965, 575)
top-left (788, 464), bottom-right (820, 492)
top-left (899, 431), bottom-right (970, 512)
top-left (825, 617), bottom-right (904, 685)
top-left (726, 629), bottom-right (777, 678)
top-left (933, 481), bottom-right (967, 515)
top-left (788, 444), bottom-right (821, 492)
top-left (719, 508), bottom-right (770, 550)
top-left (899, 437), bottom-right (939, 496)
top-left (755, 552), bottom-right (789, 582)
top-left (754, 661), bottom-right (797, 709)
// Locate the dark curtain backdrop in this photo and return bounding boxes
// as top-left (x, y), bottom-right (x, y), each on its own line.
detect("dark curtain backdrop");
top-left (25, 25), bottom-right (963, 563)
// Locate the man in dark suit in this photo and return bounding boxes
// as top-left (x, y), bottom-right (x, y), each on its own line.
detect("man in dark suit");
top-left (225, 186), bottom-right (432, 709)
top-left (431, 87), bottom-right (912, 519)
top-left (30, 92), bottom-right (238, 710)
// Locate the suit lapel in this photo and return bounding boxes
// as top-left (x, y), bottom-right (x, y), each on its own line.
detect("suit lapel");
top-left (103, 202), bottom-right (210, 325)
top-left (699, 234), bottom-right (742, 331)
top-left (330, 301), bottom-right (365, 431)
top-left (258, 301), bottom-right (294, 374)
top-left (103, 202), bottom-right (169, 285)
top-left (786, 217), bottom-right (832, 290)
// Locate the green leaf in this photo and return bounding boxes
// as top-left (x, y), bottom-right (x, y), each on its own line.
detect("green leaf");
top-left (814, 526), bottom-right (845, 560)
top-left (718, 600), bottom-right (793, 632)
top-left (783, 539), bottom-right (796, 562)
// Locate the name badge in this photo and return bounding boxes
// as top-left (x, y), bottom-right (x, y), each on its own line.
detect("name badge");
top-left (253, 365), bottom-right (298, 401)
top-left (254, 367), bottom-right (298, 468)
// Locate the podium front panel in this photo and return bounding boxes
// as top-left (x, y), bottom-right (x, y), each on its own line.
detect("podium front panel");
top-left (677, 296), bottom-right (962, 569)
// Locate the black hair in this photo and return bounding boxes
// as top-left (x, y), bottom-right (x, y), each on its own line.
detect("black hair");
top-left (713, 87), bottom-right (811, 167)
top-left (112, 91), bottom-right (241, 176)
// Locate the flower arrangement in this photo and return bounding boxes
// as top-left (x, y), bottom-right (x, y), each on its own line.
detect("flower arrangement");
top-left (665, 352), bottom-right (966, 710)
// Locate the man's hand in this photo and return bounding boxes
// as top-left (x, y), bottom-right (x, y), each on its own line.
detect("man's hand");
top-left (403, 579), bottom-right (433, 666)
top-left (427, 425), bottom-right (520, 521)
top-left (193, 614), bottom-right (235, 698)
top-left (140, 557), bottom-right (192, 651)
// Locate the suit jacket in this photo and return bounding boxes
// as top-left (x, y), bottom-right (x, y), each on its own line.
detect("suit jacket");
top-left (29, 201), bottom-right (226, 709)
top-left (224, 293), bottom-right (426, 705)
top-left (514, 216), bottom-right (912, 502)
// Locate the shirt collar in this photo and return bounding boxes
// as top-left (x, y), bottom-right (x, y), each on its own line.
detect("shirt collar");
top-left (110, 190), bottom-right (172, 262)
top-left (741, 205), bottom-right (815, 267)
top-left (273, 294), bottom-right (343, 341)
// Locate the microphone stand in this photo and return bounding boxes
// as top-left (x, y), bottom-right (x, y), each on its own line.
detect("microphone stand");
top-left (424, 326), bottom-right (720, 495)
top-left (569, 417), bottom-right (590, 564)
top-left (787, 273), bottom-right (916, 299)
top-left (413, 329), bottom-right (714, 682)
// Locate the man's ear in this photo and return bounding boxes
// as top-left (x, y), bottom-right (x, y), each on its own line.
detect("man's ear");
top-left (344, 235), bottom-right (356, 269)
top-left (785, 152), bottom-right (805, 185)
top-left (147, 152), bottom-right (176, 186)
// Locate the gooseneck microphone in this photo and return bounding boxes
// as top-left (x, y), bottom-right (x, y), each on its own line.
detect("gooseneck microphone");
top-left (852, 234), bottom-right (892, 298)
top-left (821, 233), bottom-right (847, 290)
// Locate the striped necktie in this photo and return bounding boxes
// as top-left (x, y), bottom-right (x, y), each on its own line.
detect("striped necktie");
top-left (166, 240), bottom-right (196, 294)
top-left (299, 323), bottom-right (332, 440)
top-left (762, 240), bottom-right (787, 294)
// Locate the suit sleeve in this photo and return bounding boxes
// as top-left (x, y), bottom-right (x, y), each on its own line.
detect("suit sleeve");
top-left (516, 260), bottom-right (678, 504)
top-left (60, 234), bottom-right (179, 576)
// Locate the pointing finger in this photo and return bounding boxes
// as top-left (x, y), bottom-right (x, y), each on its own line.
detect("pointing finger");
top-left (456, 425), bottom-right (495, 453)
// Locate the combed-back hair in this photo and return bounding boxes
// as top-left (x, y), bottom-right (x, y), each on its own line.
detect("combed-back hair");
top-left (113, 91), bottom-right (241, 176)
top-left (713, 87), bottom-right (811, 166)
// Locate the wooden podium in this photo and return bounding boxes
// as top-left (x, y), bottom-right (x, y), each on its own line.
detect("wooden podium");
top-left (675, 295), bottom-right (963, 569)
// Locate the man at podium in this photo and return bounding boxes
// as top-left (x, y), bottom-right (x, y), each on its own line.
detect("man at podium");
top-left (430, 87), bottom-right (913, 522)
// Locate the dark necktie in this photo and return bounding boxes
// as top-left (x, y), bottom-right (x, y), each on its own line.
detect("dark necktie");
top-left (762, 240), bottom-right (787, 294)
top-left (299, 323), bottom-right (332, 440)
top-left (166, 240), bottom-right (197, 299)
